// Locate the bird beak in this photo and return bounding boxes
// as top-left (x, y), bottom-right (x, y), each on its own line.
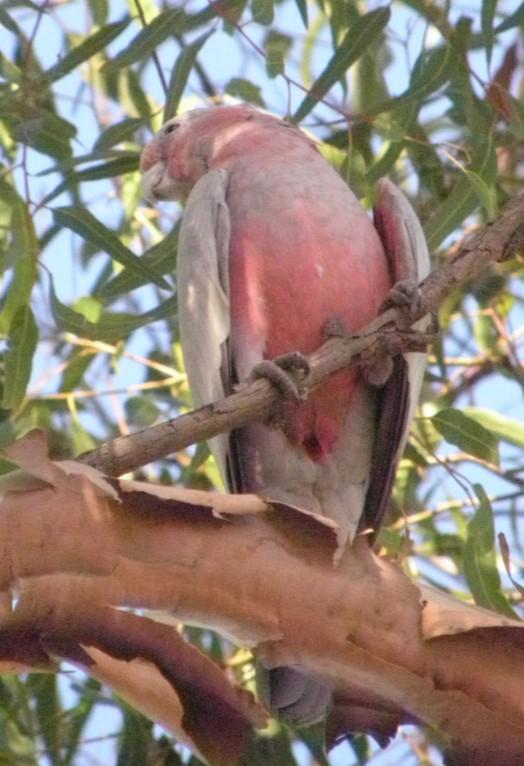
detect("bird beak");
top-left (141, 161), bottom-right (190, 203)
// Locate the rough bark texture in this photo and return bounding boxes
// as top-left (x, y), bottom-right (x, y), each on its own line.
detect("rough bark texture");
top-left (1, 433), bottom-right (524, 765)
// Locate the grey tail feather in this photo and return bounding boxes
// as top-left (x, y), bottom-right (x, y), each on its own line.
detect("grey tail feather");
top-left (257, 661), bottom-right (331, 726)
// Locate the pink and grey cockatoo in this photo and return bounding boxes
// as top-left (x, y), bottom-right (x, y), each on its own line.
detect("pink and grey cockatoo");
top-left (141, 104), bottom-right (430, 724)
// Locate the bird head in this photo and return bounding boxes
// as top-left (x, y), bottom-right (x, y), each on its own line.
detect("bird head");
top-left (140, 104), bottom-right (286, 202)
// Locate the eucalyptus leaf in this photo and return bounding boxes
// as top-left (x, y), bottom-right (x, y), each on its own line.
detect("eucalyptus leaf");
top-left (104, 9), bottom-right (187, 71)
top-left (463, 485), bottom-right (516, 617)
top-left (53, 206), bottom-right (169, 290)
top-left (46, 19), bottom-right (131, 81)
top-left (164, 31), bottom-right (213, 121)
top-left (2, 305), bottom-right (38, 411)
top-left (50, 279), bottom-right (177, 343)
top-left (293, 7), bottom-right (390, 122)
top-left (431, 407), bottom-right (499, 465)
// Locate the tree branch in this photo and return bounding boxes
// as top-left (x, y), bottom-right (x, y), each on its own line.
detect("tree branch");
top-left (2, 436), bottom-right (524, 765)
top-left (80, 193), bottom-right (524, 476)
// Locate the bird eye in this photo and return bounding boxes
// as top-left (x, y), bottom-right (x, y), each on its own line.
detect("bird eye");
top-left (164, 123), bottom-right (178, 135)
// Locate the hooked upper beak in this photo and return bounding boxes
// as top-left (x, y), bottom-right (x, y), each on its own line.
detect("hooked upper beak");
top-left (140, 161), bottom-right (190, 203)
top-left (140, 162), bottom-right (167, 202)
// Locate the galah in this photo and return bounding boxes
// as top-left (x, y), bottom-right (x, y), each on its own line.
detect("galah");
top-left (140, 104), bottom-right (430, 724)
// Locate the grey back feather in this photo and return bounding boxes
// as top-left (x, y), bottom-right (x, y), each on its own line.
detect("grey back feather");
top-left (177, 169), bottom-right (231, 482)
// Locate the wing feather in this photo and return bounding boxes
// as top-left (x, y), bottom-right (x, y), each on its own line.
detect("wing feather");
top-left (361, 179), bottom-right (431, 535)
top-left (177, 169), bottom-right (231, 482)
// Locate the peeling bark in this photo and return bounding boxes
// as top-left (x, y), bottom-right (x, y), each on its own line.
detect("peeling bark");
top-left (1, 434), bottom-right (523, 765)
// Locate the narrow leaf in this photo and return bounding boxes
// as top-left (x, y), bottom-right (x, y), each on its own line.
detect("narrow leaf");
top-left (42, 154), bottom-right (140, 205)
top-left (27, 675), bottom-right (61, 766)
top-left (63, 679), bottom-right (100, 765)
top-left (0, 202), bottom-right (38, 335)
top-left (50, 280), bottom-right (177, 343)
top-left (463, 485), bottom-right (516, 617)
top-left (2, 306), bottom-right (38, 410)
top-left (481, 0), bottom-right (497, 66)
top-left (293, 0), bottom-right (308, 28)
top-left (98, 225), bottom-right (178, 298)
top-left (431, 407), bottom-right (499, 465)
top-left (264, 31), bottom-right (292, 79)
top-left (252, 0), bottom-right (274, 25)
top-left (103, 9), bottom-right (186, 71)
top-left (496, 4), bottom-right (524, 32)
top-left (93, 118), bottom-right (145, 152)
top-left (53, 206), bottom-right (169, 290)
top-left (368, 45), bottom-right (452, 117)
top-left (293, 7), bottom-right (390, 122)
top-left (10, 112), bottom-right (76, 159)
top-left (46, 19), bottom-right (130, 81)
top-left (463, 408), bottom-right (524, 449)
top-left (0, 7), bottom-right (21, 35)
top-left (164, 31), bottom-right (213, 121)
top-left (225, 78), bottom-right (265, 107)
top-left (463, 169), bottom-right (498, 219)
top-left (424, 134), bottom-right (496, 249)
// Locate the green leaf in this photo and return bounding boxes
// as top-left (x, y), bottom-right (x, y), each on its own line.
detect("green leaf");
top-left (225, 78), bottom-right (265, 107)
top-left (164, 31), bottom-right (213, 121)
top-left (46, 19), bottom-right (131, 81)
top-left (98, 225), bottom-right (178, 298)
top-left (50, 279), bottom-right (177, 343)
top-left (89, 0), bottom-right (108, 26)
top-left (9, 112), bottom-right (76, 159)
top-left (293, 0), bottom-right (308, 28)
top-left (424, 133), bottom-right (497, 249)
top-left (125, 396), bottom-right (160, 427)
top-left (53, 206), bottom-right (170, 290)
top-left (368, 45), bottom-right (453, 117)
top-left (103, 9), bottom-right (187, 71)
top-left (61, 348), bottom-right (96, 392)
top-left (431, 407), bottom-right (499, 465)
top-left (481, 0), bottom-right (497, 66)
top-left (117, 705), bottom-right (153, 766)
top-left (27, 675), bottom-right (61, 766)
top-left (463, 485), bottom-right (516, 617)
top-left (496, 3), bottom-right (524, 32)
top-left (463, 408), bottom-right (524, 449)
top-left (42, 154), bottom-right (140, 205)
top-left (252, 0), bottom-right (274, 25)
top-left (0, 8), bottom-right (21, 35)
top-left (0, 51), bottom-right (23, 82)
top-left (63, 679), bottom-right (100, 766)
top-left (93, 118), bottom-right (145, 152)
top-left (2, 306), bottom-right (38, 411)
top-left (0, 201), bottom-right (38, 336)
top-left (293, 7), bottom-right (390, 122)
top-left (264, 31), bottom-right (292, 79)
top-left (463, 169), bottom-right (498, 219)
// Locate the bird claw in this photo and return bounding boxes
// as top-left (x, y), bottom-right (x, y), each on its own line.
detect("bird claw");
top-left (380, 278), bottom-right (422, 324)
top-left (361, 344), bottom-right (394, 387)
top-left (249, 352), bottom-right (310, 401)
top-left (323, 316), bottom-right (347, 339)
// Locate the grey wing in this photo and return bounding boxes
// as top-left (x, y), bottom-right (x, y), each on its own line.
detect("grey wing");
top-left (361, 179), bottom-right (431, 536)
top-left (177, 169), bottom-right (232, 484)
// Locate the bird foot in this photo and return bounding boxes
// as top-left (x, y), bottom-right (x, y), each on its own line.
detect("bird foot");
top-left (361, 344), bottom-right (394, 387)
top-left (249, 352), bottom-right (310, 401)
top-left (323, 316), bottom-right (348, 339)
top-left (380, 278), bottom-right (422, 325)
